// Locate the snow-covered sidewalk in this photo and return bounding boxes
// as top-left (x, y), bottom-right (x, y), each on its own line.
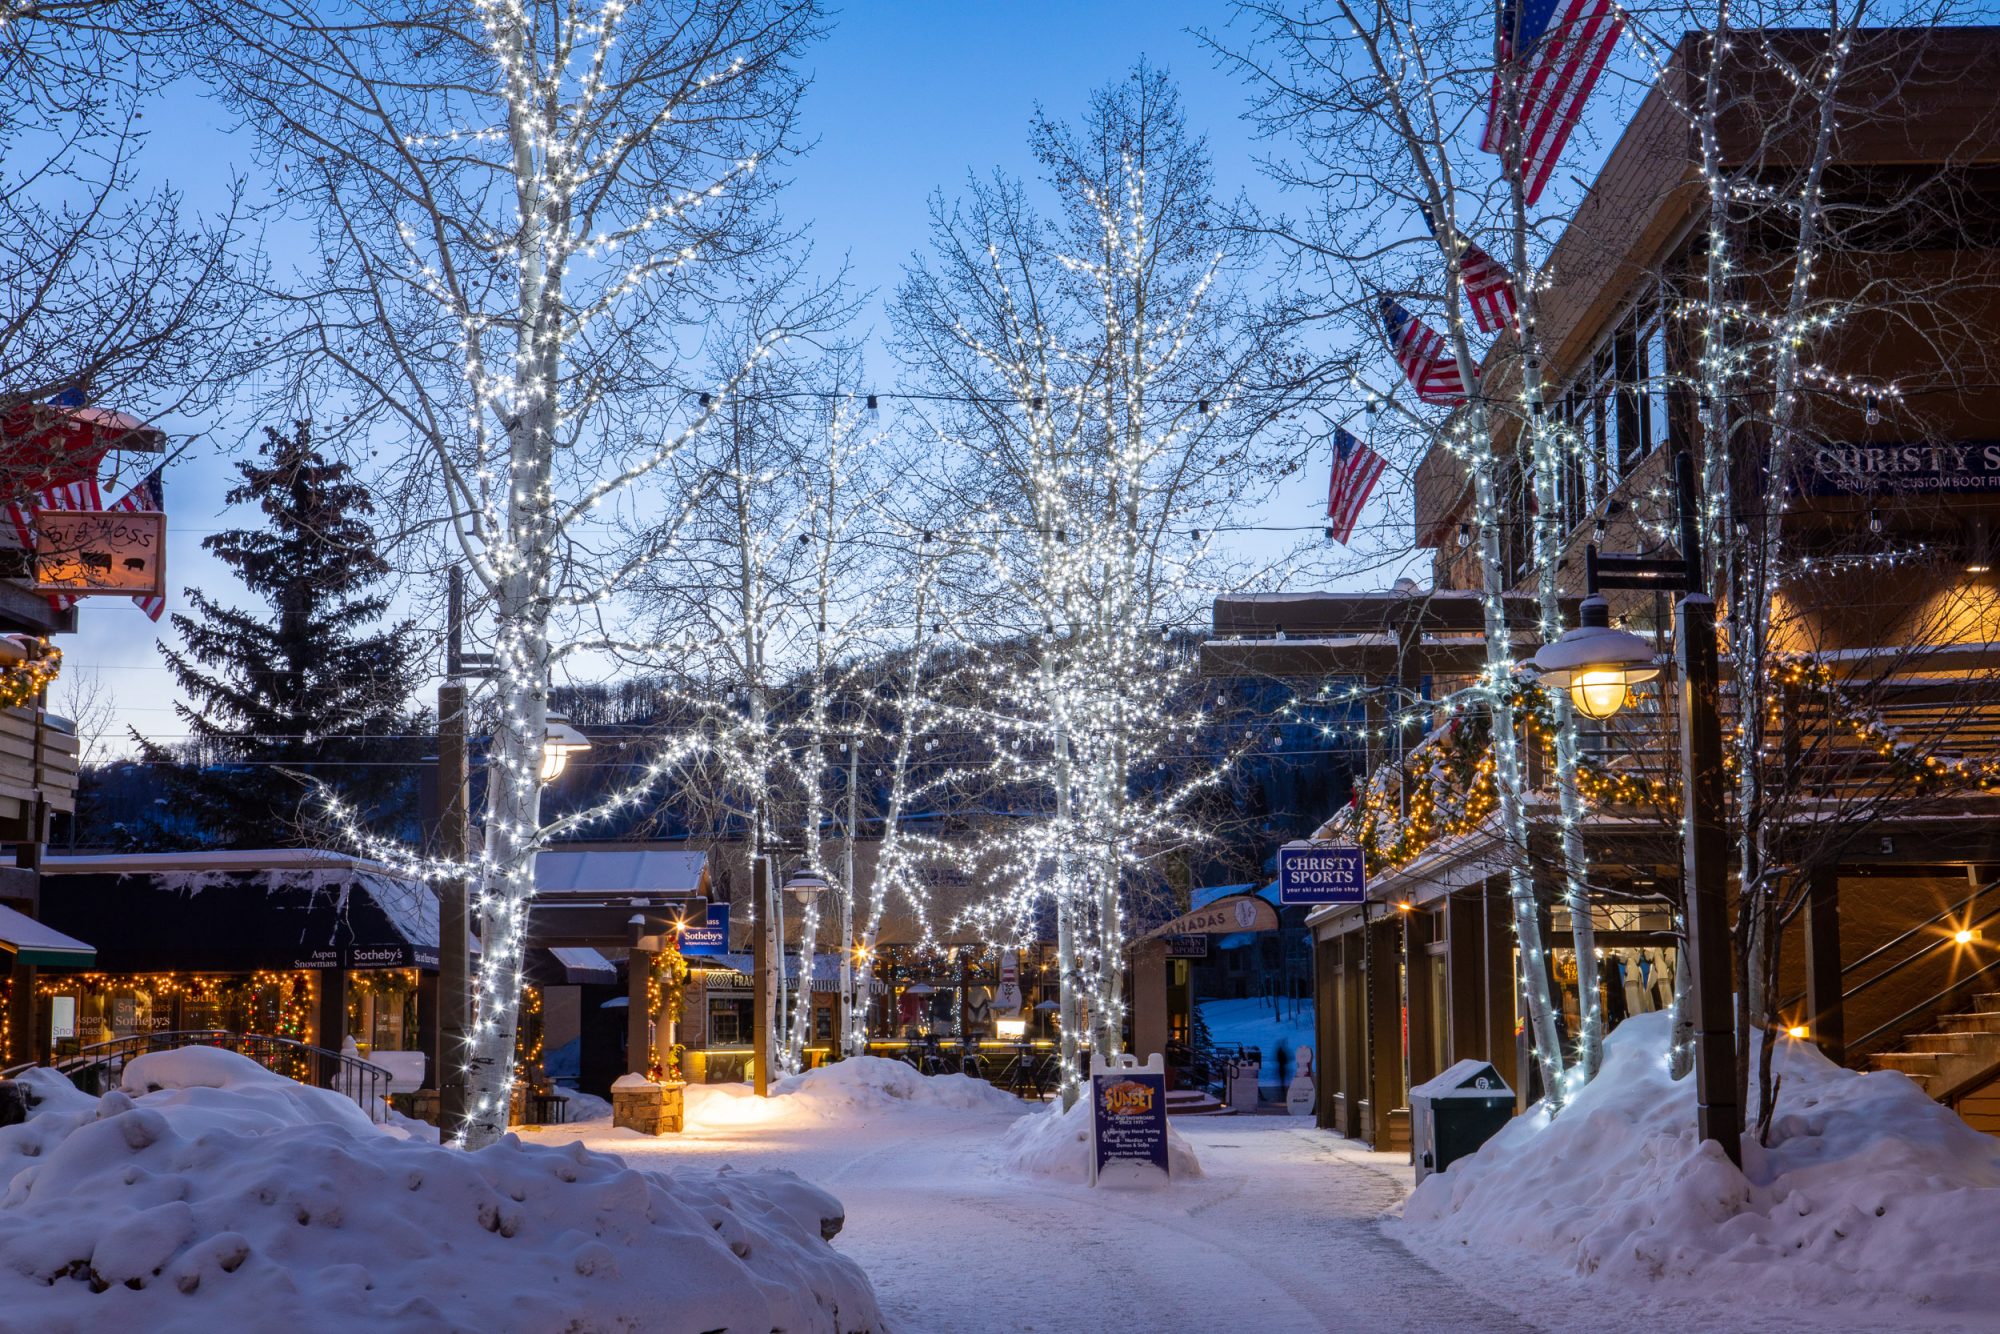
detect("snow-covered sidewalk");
top-left (537, 1071), bottom-right (1531, 1333)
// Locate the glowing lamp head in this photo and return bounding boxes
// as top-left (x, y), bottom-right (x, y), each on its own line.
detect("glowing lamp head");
top-left (539, 714), bottom-right (592, 781)
top-left (783, 869), bottom-right (831, 903)
top-left (1785, 1024), bottom-right (1809, 1040)
top-left (1954, 928), bottom-right (1981, 946)
top-left (1530, 596), bottom-right (1659, 721)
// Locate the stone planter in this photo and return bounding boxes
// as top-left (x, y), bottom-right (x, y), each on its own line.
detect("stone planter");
top-left (611, 1078), bottom-right (685, 1135)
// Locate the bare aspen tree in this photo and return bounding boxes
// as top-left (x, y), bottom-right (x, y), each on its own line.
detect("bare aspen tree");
top-left (1221, 0), bottom-right (1588, 1100)
top-left (2, 1), bottom-right (243, 486)
top-left (192, 0), bottom-right (829, 1146)
top-left (895, 65), bottom-right (1299, 1104)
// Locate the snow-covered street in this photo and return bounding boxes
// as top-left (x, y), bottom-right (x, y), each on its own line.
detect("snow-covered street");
top-left (539, 1085), bottom-right (1531, 1333)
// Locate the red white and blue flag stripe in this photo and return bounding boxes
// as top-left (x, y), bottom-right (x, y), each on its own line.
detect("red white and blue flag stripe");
top-left (9, 475), bottom-right (103, 612)
top-left (107, 469), bottom-right (166, 621)
top-left (1326, 428), bottom-right (1387, 545)
top-left (1380, 297), bottom-right (1471, 406)
top-left (1482, 0), bottom-right (1625, 206)
top-left (1421, 207), bottom-right (1518, 335)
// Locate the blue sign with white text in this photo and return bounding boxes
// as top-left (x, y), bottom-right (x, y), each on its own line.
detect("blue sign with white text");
top-left (679, 902), bottom-right (730, 955)
top-left (1276, 842), bottom-right (1367, 905)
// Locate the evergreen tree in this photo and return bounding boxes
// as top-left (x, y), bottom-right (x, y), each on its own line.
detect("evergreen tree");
top-left (134, 421), bottom-right (419, 848)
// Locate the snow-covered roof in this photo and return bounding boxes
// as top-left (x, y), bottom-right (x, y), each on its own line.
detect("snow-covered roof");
top-left (0, 903), bottom-right (94, 966)
top-left (534, 849), bottom-right (706, 896)
top-left (1189, 883), bottom-right (1255, 910)
top-left (44, 848), bottom-right (421, 879)
top-left (548, 946), bottom-right (616, 983)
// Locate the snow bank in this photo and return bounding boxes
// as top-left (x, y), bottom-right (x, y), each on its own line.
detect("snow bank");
top-left (562, 1089), bottom-right (612, 1123)
top-left (679, 1058), bottom-right (1023, 1133)
top-left (1397, 1011), bottom-right (2000, 1316)
top-left (773, 1056), bottom-right (1027, 1114)
top-left (0, 1049), bottom-right (882, 1331)
top-left (996, 1098), bottom-right (1203, 1185)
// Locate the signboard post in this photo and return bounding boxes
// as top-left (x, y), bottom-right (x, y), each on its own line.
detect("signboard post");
top-left (32, 508), bottom-right (164, 596)
top-left (678, 902), bottom-right (730, 956)
top-left (1088, 1052), bottom-right (1172, 1187)
top-left (1276, 841), bottom-right (1367, 906)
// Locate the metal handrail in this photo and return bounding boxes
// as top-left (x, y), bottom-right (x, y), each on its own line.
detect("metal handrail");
top-left (1840, 883), bottom-right (2000, 1004)
top-left (3, 1030), bottom-right (396, 1123)
top-left (1775, 880), bottom-right (2000, 1015)
top-left (1850, 957), bottom-right (2000, 1059)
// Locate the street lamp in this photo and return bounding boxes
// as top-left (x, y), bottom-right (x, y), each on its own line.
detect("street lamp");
top-left (540, 714), bottom-right (592, 781)
top-left (1530, 451), bottom-right (1742, 1169)
top-left (783, 868), bottom-right (831, 903)
top-left (1531, 596), bottom-right (1659, 720)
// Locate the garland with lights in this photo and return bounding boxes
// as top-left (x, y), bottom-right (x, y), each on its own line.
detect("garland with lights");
top-left (0, 642), bottom-right (59, 709)
top-left (646, 943), bottom-right (688, 1082)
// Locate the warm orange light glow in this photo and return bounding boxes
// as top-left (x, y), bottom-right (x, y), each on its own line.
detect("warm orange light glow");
top-left (1396, 901), bottom-right (1413, 913)
top-left (1956, 929), bottom-right (1977, 946)
top-left (1786, 1024), bottom-right (1809, 1040)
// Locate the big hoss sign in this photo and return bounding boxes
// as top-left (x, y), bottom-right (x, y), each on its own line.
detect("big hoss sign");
top-left (1276, 841), bottom-right (1366, 906)
top-left (32, 508), bottom-right (164, 595)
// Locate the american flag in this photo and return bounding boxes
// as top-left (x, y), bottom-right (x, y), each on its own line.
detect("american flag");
top-left (107, 469), bottom-right (166, 621)
top-left (1380, 297), bottom-right (1470, 406)
top-left (1326, 428), bottom-right (1387, 544)
top-left (1421, 206), bottom-right (1518, 335)
top-left (8, 475), bottom-right (104, 612)
top-left (1481, 0), bottom-right (1626, 206)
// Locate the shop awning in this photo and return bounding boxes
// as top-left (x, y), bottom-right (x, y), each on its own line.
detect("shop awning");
top-left (548, 946), bottom-right (616, 984)
top-left (0, 904), bottom-right (94, 967)
top-left (38, 851), bottom-right (441, 972)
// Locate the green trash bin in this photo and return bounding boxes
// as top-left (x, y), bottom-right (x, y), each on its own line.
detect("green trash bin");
top-left (1409, 1058), bottom-right (1513, 1184)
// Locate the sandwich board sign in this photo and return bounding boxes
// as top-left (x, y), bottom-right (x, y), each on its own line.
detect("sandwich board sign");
top-left (1275, 841), bottom-right (1367, 906)
top-left (1089, 1052), bottom-right (1171, 1187)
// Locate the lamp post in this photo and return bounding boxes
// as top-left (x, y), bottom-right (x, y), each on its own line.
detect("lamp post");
top-left (782, 869), bottom-right (831, 1068)
top-left (436, 569), bottom-right (591, 1142)
top-left (1530, 451), bottom-right (1741, 1168)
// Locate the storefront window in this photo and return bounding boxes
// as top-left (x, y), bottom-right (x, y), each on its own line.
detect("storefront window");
top-left (708, 997), bottom-right (752, 1045)
top-left (40, 971), bottom-right (317, 1056)
top-left (346, 970), bottom-right (420, 1055)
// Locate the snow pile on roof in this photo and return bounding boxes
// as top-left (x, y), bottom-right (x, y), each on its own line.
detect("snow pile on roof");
top-left (0, 1051), bottom-right (881, 1329)
top-left (1396, 1011), bottom-right (2000, 1317)
top-left (996, 1098), bottom-right (1203, 1185)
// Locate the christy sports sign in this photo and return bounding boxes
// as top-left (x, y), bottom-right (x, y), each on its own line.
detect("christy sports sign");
top-left (1089, 1052), bottom-right (1171, 1186)
top-left (1803, 441), bottom-right (2000, 495)
top-left (678, 902), bottom-right (729, 956)
top-left (1276, 841), bottom-right (1367, 906)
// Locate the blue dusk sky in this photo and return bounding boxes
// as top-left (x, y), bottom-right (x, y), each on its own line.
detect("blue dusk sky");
top-left (58, 1), bottom-right (1641, 749)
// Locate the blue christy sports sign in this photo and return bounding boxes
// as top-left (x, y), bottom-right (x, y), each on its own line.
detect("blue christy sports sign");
top-left (1089, 1053), bottom-right (1172, 1186)
top-left (1276, 841), bottom-right (1367, 906)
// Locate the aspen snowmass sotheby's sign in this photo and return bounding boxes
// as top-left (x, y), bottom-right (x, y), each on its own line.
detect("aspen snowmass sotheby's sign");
top-left (1089, 1052), bottom-right (1171, 1186)
top-left (1276, 841), bottom-right (1367, 906)
top-left (678, 902), bottom-right (729, 956)
top-left (1804, 441), bottom-right (2000, 495)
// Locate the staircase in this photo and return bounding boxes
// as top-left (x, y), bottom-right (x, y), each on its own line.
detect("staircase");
top-left (1873, 992), bottom-right (2000, 1103)
top-left (1165, 1088), bottom-right (1229, 1116)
